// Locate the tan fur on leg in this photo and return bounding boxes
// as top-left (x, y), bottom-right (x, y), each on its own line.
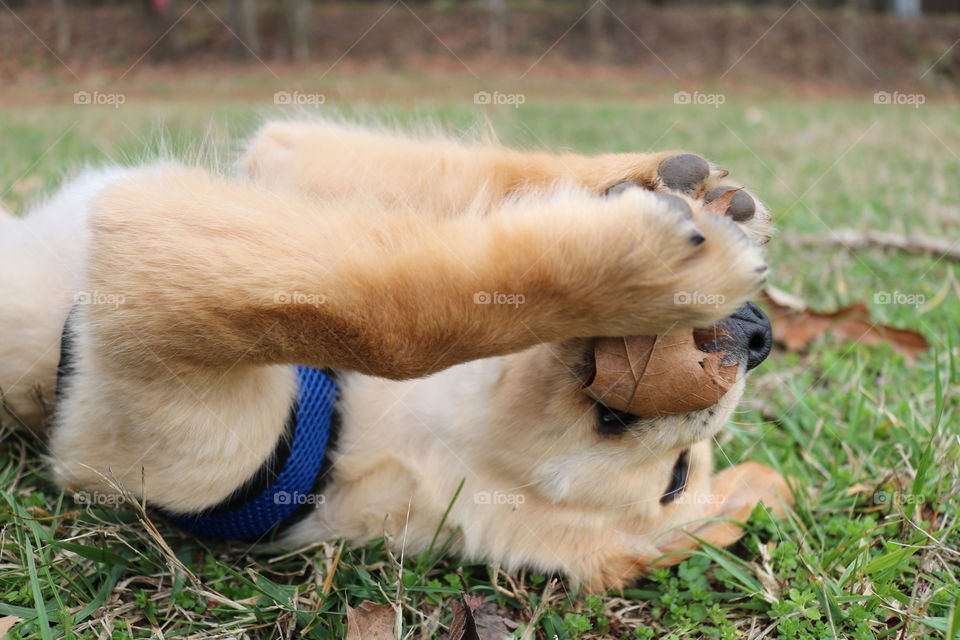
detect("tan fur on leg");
top-left (85, 167), bottom-right (764, 378)
top-left (244, 120), bottom-right (680, 207)
top-left (243, 120), bottom-right (771, 245)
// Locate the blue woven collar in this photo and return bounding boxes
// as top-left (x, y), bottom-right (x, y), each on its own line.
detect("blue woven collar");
top-left (165, 366), bottom-right (339, 540)
top-left (56, 312), bottom-right (339, 541)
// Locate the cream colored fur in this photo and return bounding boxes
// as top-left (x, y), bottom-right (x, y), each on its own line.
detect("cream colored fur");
top-left (1, 119), bottom-right (789, 589)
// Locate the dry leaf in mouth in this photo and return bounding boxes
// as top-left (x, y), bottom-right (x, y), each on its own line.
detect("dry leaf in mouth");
top-left (583, 331), bottom-right (738, 417)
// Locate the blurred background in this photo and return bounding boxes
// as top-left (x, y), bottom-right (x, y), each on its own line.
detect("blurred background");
top-left (1, 3), bottom-right (958, 639)
top-left (2, 0), bottom-right (960, 85)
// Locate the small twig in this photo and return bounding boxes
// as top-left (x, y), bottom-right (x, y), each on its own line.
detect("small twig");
top-left (790, 229), bottom-right (960, 261)
top-left (321, 541), bottom-right (344, 596)
top-left (518, 578), bottom-right (557, 640)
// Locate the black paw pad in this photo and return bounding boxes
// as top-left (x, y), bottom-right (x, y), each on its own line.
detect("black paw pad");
top-left (705, 186), bottom-right (756, 222)
top-left (658, 154), bottom-right (709, 193)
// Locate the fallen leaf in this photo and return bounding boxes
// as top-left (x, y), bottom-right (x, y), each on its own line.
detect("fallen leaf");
top-left (584, 332), bottom-right (737, 416)
top-left (758, 286), bottom-right (928, 360)
top-left (0, 617), bottom-right (21, 638)
top-left (446, 594), bottom-right (515, 640)
top-left (762, 284), bottom-right (806, 311)
top-left (472, 602), bottom-right (517, 640)
top-left (446, 595), bottom-right (480, 640)
top-left (346, 601), bottom-right (396, 640)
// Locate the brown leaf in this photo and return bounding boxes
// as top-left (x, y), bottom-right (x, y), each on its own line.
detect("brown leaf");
top-left (758, 286), bottom-right (927, 360)
top-left (346, 601), bottom-right (396, 640)
top-left (0, 617), bottom-right (21, 638)
top-left (446, 596), bottom-right (479, 640)
top-left (584, 332), bottom-right (737, 416)
top-left (446, 594), bottom-right (515, 640)
top-left (472, 602), bottom-right (517, 640)
top-left (702, 187), bottom-right (741, 216)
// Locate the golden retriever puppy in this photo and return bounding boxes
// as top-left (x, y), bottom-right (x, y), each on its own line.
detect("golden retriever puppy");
top-left (0, 120), bottom-right (789, 590)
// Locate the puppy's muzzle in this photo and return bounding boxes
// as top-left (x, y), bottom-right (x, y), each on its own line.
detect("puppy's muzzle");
top-left (700, 302), bottom-right (773, 371)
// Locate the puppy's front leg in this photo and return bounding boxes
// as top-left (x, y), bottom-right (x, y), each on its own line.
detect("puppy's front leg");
top-left (242, 121), bottom-right (771, 247)
top-left (87, 167), bottom-right (764, 379)
top-left (243, 121), bottom-right (682, 207)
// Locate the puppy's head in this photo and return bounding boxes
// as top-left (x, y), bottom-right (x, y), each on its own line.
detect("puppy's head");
top-left (479, 303), bottom-right (772, 512)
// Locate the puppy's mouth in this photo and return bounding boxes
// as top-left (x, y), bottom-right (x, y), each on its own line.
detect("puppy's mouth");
top-left (581, 301), bottom-right (773, 421)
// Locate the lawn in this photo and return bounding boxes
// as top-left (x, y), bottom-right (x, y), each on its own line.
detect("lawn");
top-left (1, 78), bottom-right (958, 639)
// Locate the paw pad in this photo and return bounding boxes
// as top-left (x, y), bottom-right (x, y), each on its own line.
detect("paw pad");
top-left (704, 186), bottom-right (756, 222)
top-left (658, 154), bottom-right (709, 193)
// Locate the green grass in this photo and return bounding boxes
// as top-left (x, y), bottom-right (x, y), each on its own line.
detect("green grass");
top-left (1, 84), bottom-right (958, 639)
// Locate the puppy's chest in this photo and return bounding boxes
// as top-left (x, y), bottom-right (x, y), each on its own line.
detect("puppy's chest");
top-left (333, 360), bottom-right (503, 459)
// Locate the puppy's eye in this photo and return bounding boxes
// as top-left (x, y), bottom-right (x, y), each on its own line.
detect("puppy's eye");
top-left (596, 403), bottom-right (640, 434)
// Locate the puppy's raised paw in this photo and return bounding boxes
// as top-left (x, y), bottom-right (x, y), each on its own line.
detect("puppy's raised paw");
top-left (594, 187), bottom-right (767, 333)
top-left (603, 151), bottom-right (772, 246)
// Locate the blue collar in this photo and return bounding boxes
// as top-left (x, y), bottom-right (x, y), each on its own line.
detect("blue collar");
top-left (164, 366), bottom-right (339, 540)
top-left (56, 310), bottom-right (339, 541)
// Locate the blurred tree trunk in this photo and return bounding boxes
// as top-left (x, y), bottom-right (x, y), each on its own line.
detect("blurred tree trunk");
top-left (286, 0), bottom-right (310, 62)
top-left (228, 0), bottom-right (261, 60)
top-left (891, 0), bottom-right (921, 16)
top-left (842, 1), bottom-right (862, 83)
top-left (53, 0), bottom-right (69, 55)
top-left (141, 0), bottom-right (183, 61)
top-left (486, 0), bottom-right (507, 56)
top-left (585, 0), bottom-right (614, 62)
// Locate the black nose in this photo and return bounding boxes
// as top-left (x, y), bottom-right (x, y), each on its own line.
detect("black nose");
top-left (729, 302), bottom-right (773, 370)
